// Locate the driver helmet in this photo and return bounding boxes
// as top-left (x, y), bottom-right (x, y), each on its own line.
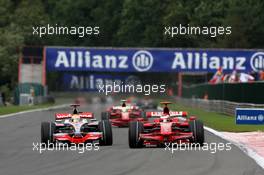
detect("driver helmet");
top-left (71, 114), bottom-right (81, 123)
top-left (161, 114), bottom-right (170, 122)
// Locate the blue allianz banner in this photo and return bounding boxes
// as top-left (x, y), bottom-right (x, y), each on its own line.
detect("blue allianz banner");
top-left (46, 47), bottom-right (264, 72)
top-left (63, 73), bottom-right (141, 91)
top-left (236, 108), bottom-right (264, 125)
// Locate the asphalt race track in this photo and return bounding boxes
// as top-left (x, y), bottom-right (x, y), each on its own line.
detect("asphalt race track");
top-left (0, 103), bottom-right (263, 175)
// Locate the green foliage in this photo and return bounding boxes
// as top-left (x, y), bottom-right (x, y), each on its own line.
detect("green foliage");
top-left (116, 0), bottom-right (166, 47)
top-left (0, 0), bottom-right (22, 86)
top-left (216, 0), bottom-right (264, 48)
top-left (0, 0), bottom-right (264, 92)
top-left (12, 0), bottom-right (50, 45)
top-left (1, 0), bottom-right (263, 48)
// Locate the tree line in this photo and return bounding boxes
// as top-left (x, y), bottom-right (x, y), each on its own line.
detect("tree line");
top-left (0, 0), bottom-right (264, 91)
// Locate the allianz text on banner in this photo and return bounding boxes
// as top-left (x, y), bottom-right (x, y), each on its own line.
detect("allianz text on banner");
top-left (63, 74), bottom-right (133, 91)
top-left (236, 108), bottom-right (264, 125)
top-left (46, 47), bottom-right (264, 72)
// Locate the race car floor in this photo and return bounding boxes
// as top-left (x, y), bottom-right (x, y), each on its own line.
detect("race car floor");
top-left (0, 103), bottom-right (263, 175)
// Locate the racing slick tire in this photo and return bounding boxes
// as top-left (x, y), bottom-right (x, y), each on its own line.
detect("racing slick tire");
top-left (99, 120), bottom-right (113, 146)
top-left (129, 121), bottom-right (144, 148)
top-left (101, 112), bottom-right (110, 120)
top-left (189, 120), bottom-right (204, 145)
top-left (41, 122), bottom-right (55, 145)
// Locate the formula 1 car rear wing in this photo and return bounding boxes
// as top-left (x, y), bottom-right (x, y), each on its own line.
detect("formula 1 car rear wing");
top-left (55, 113), bottom-right (72, 119)
top-left (112, 106), bottom-right (139, 110)
top-left (79, 112), bottom-right (94, 119)
top-left (55, 112), bottom-right (94, 119)
top-left (146, 111), bottom-right (188, 118)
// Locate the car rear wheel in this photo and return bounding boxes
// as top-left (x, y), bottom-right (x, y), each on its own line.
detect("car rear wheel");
top-left (101, 112), bottom-right (110, 120)
top-left (41, 122), bottom-right (55, 145)
top-left (189, 120), bottom-right (204, 145)
top-left (99, 120), bottom-right (113, 146)
top-left (129, 121), bottom-right (144, 148)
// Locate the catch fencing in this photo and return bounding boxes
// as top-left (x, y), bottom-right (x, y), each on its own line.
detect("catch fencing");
top-left (176, 98), bottom-right (264, 116)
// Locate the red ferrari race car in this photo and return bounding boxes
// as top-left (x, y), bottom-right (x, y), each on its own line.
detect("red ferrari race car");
top-left (41, 104), bottom-right (112, 146)
top-left (101, 100), bottom-right (147, 127)
top-left (128, 102), bottom-right (204, 148)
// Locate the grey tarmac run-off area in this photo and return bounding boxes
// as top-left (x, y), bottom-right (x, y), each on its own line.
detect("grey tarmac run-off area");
top-left (0, 102), bottom-right (263, 175)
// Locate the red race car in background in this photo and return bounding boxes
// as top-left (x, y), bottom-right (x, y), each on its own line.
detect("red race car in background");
top-left (41, 104), bottom-right (113, 146)
top-left (101, 100), bottom-right (148, 127)
top-left (128, 102), bottom-right (204, 148)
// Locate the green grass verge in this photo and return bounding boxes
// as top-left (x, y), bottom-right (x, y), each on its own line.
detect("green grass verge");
top-left (0, 103), bottom-right (54, 115)
top-left (169, 103), bottom-right (264, 132)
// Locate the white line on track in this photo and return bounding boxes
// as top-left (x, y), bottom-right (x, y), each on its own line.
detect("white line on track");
top-left (0, 104), bottom-right (70, 119)
top-left (205, 126), bottom-right (264, 169)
